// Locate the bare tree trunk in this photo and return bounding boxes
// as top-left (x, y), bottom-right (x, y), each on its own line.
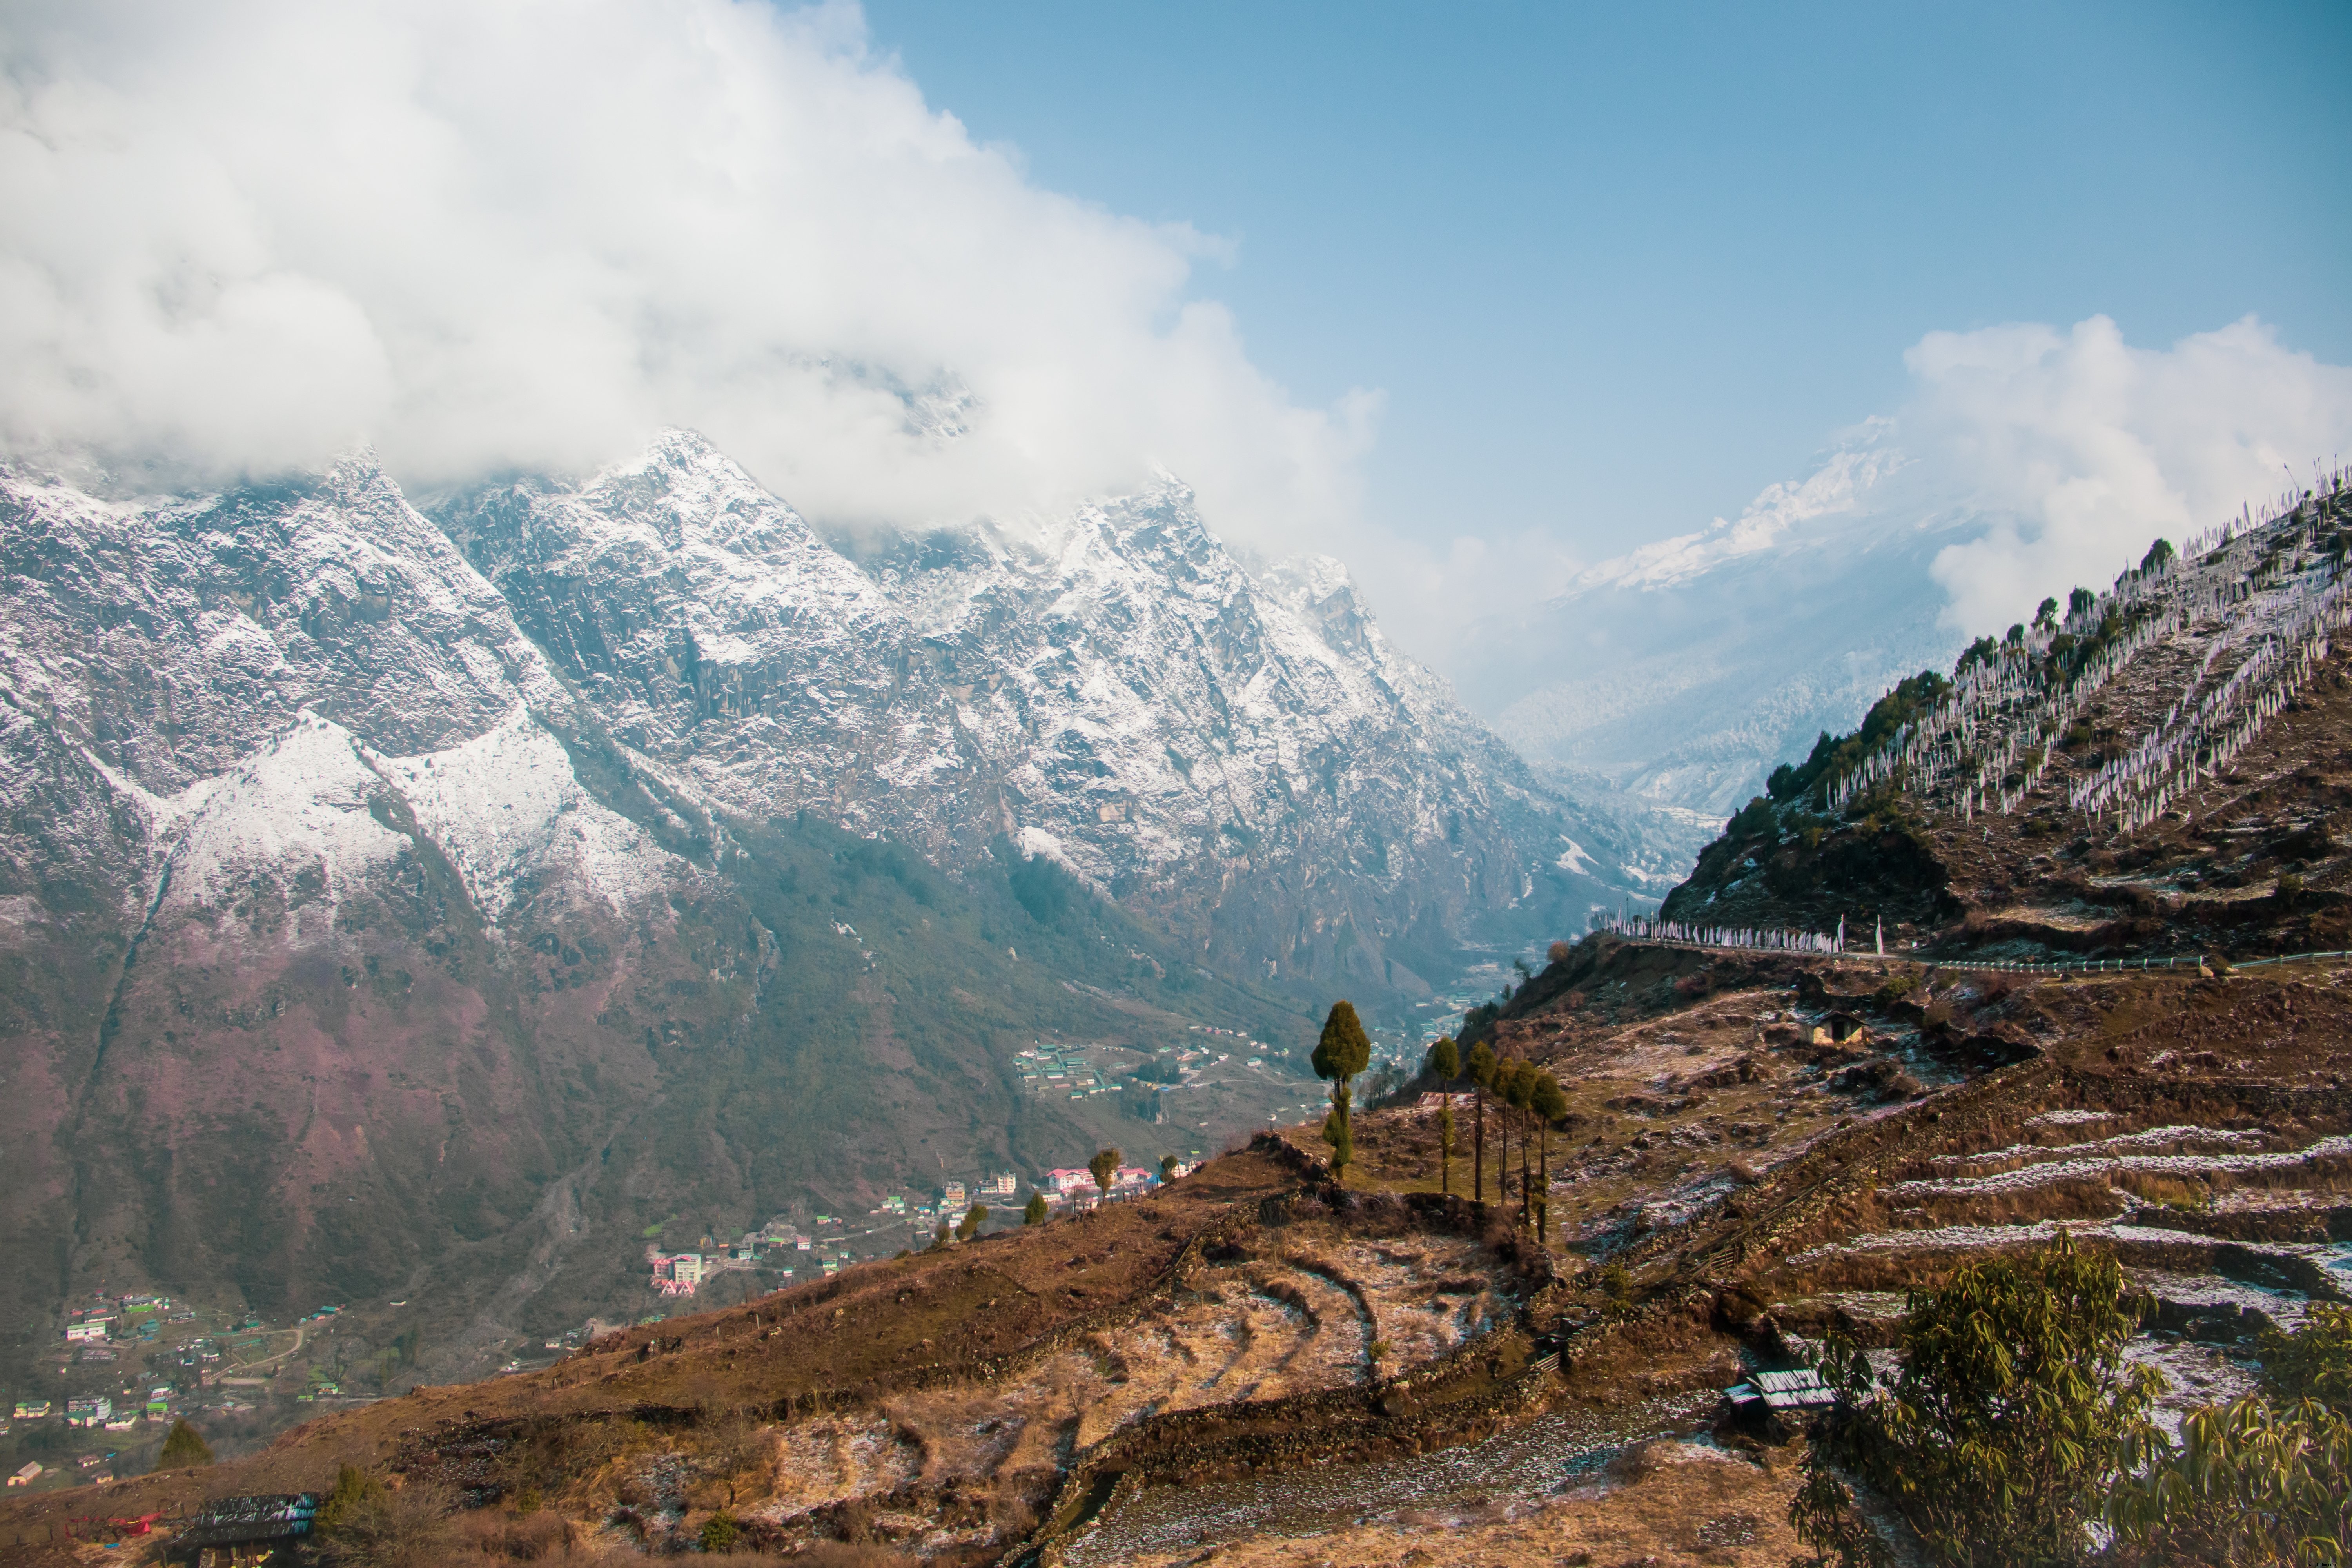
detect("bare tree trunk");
top-left (1438, 1103), bottom-right (1453, 1196)
top-left (1538, 1121), bottom-right (1550, 1243)
top-left (1524, 1123), bottom-right (1543, 1232)
top-left (1473, 1089), bottom-right (1485, 1203)
top-left (1498, 1109), bottom-right (1513, 1217)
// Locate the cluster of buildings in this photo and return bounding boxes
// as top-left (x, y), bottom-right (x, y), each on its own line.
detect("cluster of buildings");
top-left (9, 1386), bottom-right (180, 1435)
top-left (1045, 1164), bottom-right (1167, 1205)
top-left (62, 1294), bottom-right (181, 1343)
top-left (648, 1250), bottom-right (707, 1297)
top-left (639, 1157), bottom-right (1206, 1296)
top-left (1014, 1045), bottom-right (1112, 1097)
top-left (56, 1293), bottom-right (203, 1367)
top-left (1015, 1033), bottom-right (1274, 1103)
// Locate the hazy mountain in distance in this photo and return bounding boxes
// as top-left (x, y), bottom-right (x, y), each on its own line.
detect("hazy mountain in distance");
top-left (1455, 446), bottom-right (1973, 823)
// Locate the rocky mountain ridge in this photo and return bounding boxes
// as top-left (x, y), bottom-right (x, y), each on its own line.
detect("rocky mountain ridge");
top-left (433, 429), bottom-right (1641, 993)
top-left (0, 431), bottom-right (1637, 1382)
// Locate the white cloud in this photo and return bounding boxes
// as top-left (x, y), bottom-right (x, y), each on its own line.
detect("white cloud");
top-left (1533, 313), bottom-right (2352, 646)
top-left (1918, 315), bottom-right (2352, 632)
top-left (0, 0), bottom-right (1372, 540)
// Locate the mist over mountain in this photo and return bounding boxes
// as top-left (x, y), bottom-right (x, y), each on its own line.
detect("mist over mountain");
top-left (1472, 462), bottom-right (1969, 823)
top-left (1452, 316), bottom-right (2352, 827)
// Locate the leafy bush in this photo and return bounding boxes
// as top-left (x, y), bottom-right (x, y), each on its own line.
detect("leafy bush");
top-left (2259, 1303), bottom-right (2352, 1416)
top-left (2107, 1396), bottom-right (2352, 1566)
top-left (1791, 1232), bottom-right (2159, 1567)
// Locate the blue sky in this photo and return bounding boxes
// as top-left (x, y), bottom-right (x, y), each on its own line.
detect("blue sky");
top-left (860, 1), bottom-right (2352, 562)
top-left (13, 0), bottom-right (2350, 669)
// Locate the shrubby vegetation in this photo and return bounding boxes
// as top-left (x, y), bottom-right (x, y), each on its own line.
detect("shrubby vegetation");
top-left (2107, 1394), bottom-right (2352, 1566)
top-left (1792, 1237), bottom-right (2352, 1568)
top-left (1791, 1232), bottom-right (2159, 1567)
top-left (1766, 671), bottom-right (1953, 811)
top-left (156, 1416), bottom-right (213, 1469)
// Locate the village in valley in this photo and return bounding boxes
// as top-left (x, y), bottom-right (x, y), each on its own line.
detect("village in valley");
top-left (643, 1158), bottom-right (1197, 1302)
top-left (2, 1292), bottom-right (347, 1495)
top-left (0, 1025), bottom-right (1347, 1499)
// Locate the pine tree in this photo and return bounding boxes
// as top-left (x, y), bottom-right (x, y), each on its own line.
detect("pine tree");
top-left (157, 1416), bottom-right (213, 1469)
top-left (1468, 1041), bottom-right (1496, 1203)
top-left (956, 1203), bottom-right (989, 1241)
top-left (1511, 1064), bottom-right (1538, 1223)
top-left (1089, 1147), bottom-right (1122, 1199)
top-left (1321, 1105), bottom-right (1354, 1176)
top-left (1312, 1001), bottom-right (1372, 1183)
top-left (1531, 1070), bottom-right (1567, 1243)
top-left (1427, 1036), bottom-right (1460, 1195)
top-left (1023, 1192), bottom-right (1048, 1225)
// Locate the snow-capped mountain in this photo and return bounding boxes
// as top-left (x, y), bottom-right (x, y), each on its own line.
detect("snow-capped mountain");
top-left (435, 428), bottom-right (1640, 993)
top-left (1454, 445), bottom-right (1971, 822)
top-left (0, 432), bottom-right (1640, 1369)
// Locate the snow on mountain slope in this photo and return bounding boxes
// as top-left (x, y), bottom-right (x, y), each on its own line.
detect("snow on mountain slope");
top-left (373, 707), bottom-right (678, 921)
top-left (153, 713), bottom-right (409, 928)
top-left (0, 430), bottom-right (1650, 1378)
top-left (1457, 446), bottom-right (1971, 824)
top-left (440, 431), bottom-right (1646, 993)
top-left (0, 453), bottom-right (681, 925)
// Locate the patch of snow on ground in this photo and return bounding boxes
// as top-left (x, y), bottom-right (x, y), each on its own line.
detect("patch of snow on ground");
top-left (2127, 1337), bottom-right (2261, 1439)
top-left (1893, 1131), bottom-right (2333, 1198)
top-left (1785, 1219), bottom-right (2312, 1266)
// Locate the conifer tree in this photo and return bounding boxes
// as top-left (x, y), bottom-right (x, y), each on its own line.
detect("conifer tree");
top-left (1089, 1147), bottom-right (1122, 1199)
top-left (1499, 1059), bottom-right (1535, 1223)
top-left (1321, 1105), bottom-right (1353, 1177)
top-left (1023, 1192), bottom-right (1048, 1225)
top-left (1467, 1040), bottom-right (1497, 1202)
top-left (1312, 1001), bottom-right (1372, 1183)
top-left (158, 1416), bottom-right (213, 1468)
top-left (1531, 1070), bottom-right (1567, 1242)
top-left (1427, 1036), bottom-right (1460, 1195)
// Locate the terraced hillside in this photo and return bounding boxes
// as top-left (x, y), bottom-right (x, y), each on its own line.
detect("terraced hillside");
top-left (0, 1141), bottom-right (1568, 1564)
